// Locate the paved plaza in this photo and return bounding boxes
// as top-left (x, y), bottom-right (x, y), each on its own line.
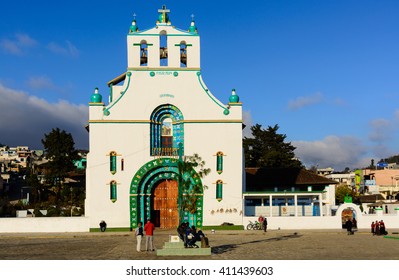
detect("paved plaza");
top-left (0, 228), bottom-right (399, 260)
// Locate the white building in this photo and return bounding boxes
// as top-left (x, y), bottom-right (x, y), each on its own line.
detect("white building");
top-left (325, 173), bottom-right (355, 186)
top-left (85, 6), bottom-right (244, 230)
top-left (243, 168), bottom-right (337, 219)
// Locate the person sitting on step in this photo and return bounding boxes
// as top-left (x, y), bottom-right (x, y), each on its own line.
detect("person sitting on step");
top-left (186, 225), bottom-right (199, 248)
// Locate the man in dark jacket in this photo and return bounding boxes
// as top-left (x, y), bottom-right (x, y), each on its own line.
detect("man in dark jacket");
top-left (345, 219), bottom-right (353, 235)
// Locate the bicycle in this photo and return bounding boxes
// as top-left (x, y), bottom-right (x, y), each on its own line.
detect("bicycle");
top-left (246, 221), bottom-right (261, 230)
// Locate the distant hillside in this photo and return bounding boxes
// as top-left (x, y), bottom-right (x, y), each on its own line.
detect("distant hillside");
top-left (380, 154), bottom-right (399, 164)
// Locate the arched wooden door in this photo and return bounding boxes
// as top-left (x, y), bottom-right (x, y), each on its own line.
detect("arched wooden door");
top-left (153, 179), bottom-right (179, 229)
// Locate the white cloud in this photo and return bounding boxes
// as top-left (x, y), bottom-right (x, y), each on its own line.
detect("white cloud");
top-left (26, 76), bottom-right (56, 90)
top-left (47, 40), bottom-right (80, 57)
top-left (15, 33), bottom-right (37, 47)
top-left (293, 135), bottom-right (370, 170)
top-left (0, 83), bottom-right (88, 149)
top-left (367, 117), bottom-right (397, 160)
top-left (332, 97), bottom-right (347, 107)
top-left (242, 110), bottom-right (253, 138)
top-left (0, 39), bottom-right (22, 55)
top-left (0, 33), bottom-right (38, 55)
top-left (288, 92), bottom-right (323, 111)
top-left (368, 118), bottom-right (392, 143)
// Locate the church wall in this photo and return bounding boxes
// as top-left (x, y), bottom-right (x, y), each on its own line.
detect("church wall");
top-left (86, 117), bottom-right (243, 228)
top-left (101, 71), bottom-right (236, 121)
top-left (86, 123), bottom-right (151, 228)
top-left (184, 122), bottom-right (243, 226)
top-left (127, 28), bottom-right (200, 69)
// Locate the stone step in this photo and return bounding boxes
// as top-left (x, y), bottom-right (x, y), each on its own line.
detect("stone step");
top-left (157, 239), bottom-right (211, 256)
top-left (157, 247), bottom-right (211, 256)
top-left (163, 241), bottom-right (185, 249)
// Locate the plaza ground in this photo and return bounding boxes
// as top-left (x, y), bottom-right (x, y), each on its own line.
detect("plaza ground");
top-left (0, 228), bottom-right (398, 260)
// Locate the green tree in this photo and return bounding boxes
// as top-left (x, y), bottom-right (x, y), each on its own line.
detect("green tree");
top-left (178, 153), bottom-right (210, 219)
top-left (335, 184), bottom-right (357, 204)
top-left (368, 159), bottom-right (376, 170)
top-left (342, 167), bottom-right (351, 173)
top-left (243, 124), bottom-right (303, 168)
top-left (26, 170), bottom-right (42, 204)
top-left (380, 154), bottom-right (399, 164)
top-left (41, 128), bottom-right (79, 203)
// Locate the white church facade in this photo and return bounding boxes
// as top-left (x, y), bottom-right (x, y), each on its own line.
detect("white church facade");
top-left (85, 6), bottom-right (244, 231)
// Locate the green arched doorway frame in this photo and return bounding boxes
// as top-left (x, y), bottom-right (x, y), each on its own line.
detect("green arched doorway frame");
top-left (130, 157), bottom-right (204, 229)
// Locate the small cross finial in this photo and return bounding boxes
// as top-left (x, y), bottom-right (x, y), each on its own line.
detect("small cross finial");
top-left (191, 14), bottom-right (195, 21)
top-left (133, 13), bottom-right (136, 20)
top-left (158, 5), bottom-right (170, 23)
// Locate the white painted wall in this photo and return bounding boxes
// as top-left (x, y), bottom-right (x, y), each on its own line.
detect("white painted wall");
top-left (0, 217), bottom-right (90, 233)
top-left (127, 25), bottom-right (200, 69)
top-left (0, 209), bottom-right (397, 233)
top-left (243, 203), bottom-right (399, 230)
top-left (243, 214), bottom-right (399, 230)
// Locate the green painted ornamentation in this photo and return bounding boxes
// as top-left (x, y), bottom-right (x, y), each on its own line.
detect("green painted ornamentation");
top-left (216, 180), bottom-right (223, 202)
top-left (197, 72), bottom-right (230, 115)
top-left (129, 20), bottom-right (139, 33)
top-left (129, 158), bottom-right (204, 229)
top-left (229, 89), bottom-right (239, 103)
top-left (90, 88), bottom-right (102, 103)
top-left (110, 180), bottom-right (117, 203)
top-left (103, 71), bottom-right (132, 116)
top-left (188, 20), bottom-right (198, 34)
top-left (216, 151), bottom-right (224, 174)
top-left (109, 151), bottom-right (117, 175)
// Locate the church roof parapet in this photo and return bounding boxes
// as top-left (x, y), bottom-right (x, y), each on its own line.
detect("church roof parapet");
top-left (128, 5), bottom-right (199, 36)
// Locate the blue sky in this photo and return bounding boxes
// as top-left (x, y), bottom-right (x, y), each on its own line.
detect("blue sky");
top-left (1, 0), bottom-right (398, 170)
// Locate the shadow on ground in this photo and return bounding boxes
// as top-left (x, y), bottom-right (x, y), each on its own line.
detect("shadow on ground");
top-left (212, 232), bottom-right (302, 254)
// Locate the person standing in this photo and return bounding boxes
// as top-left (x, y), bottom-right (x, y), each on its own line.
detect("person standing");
top-left (135, 222), bottom-right (144, 252)
top-left (375, 220), bottom-right (380, 235)
top-left (371, 221), bottom-right (375, 235)
top-left (345, 219), bottom-right (353, 235)
top-left (379, 220), bottom-right (386, 235)
top-left (99, 220), bottom-right (107, 232)
top-left (263, 217), bottom-right (268, 232)
top-left (258, 215), bottom-right (264, 230)
top-left (144, 219), bottom-right (155, 251)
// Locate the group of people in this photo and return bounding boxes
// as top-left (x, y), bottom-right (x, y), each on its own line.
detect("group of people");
top-left (133, 219), bottom-right (210, 252)
top-left (177, 222), bottom-right (209, 248)
top-left (371, 220), bottom-right (387, 236)
top-left (135, 219), bottom-right (155, 252)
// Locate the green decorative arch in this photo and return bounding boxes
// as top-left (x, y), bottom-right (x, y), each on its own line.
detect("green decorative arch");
top-left (130, 158), bottom-right (204, 229)
top-left (150, 104), bottom-right (184, 156)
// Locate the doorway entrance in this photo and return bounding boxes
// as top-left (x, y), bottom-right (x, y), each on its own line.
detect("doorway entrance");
top-left (130, 158), bottom-right (204, 230)
top-left (152, 179), bottom-right (179, 229)
top-left (341, 207), bottom-right (357, 229)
